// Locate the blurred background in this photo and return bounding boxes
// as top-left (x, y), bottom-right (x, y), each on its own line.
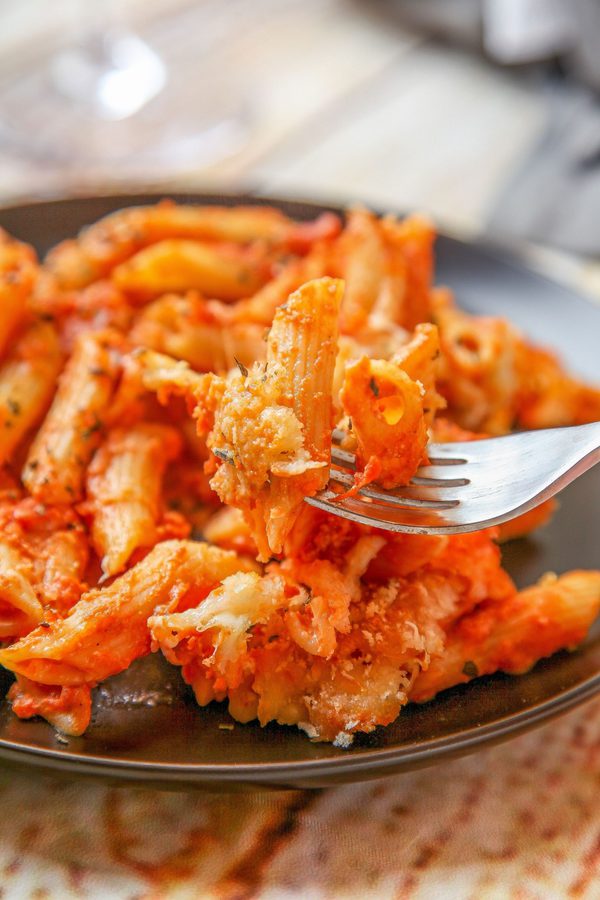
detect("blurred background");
top-left (1, 0), bottom-right (600, 277)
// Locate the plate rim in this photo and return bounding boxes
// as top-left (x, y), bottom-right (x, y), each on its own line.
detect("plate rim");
top-left (0, 189), bottom-right (598, 786)
top-left (0, 666), bottom-right (599, 783)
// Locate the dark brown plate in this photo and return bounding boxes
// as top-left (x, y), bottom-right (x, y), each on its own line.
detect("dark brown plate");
top-left (0, 192), bottom-right (598, 790)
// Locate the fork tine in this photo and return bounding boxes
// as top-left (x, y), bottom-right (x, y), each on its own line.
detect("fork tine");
top-left (306, 492), bottom-right (464, 534)
top-left (410, 474), bottom-right (470, 487)
top-left (331, 447), bottom-right (356, 470)
top-left (328, 469), bottom-right (459, 509)
top-left (317, 422), bottom-right (600, 535)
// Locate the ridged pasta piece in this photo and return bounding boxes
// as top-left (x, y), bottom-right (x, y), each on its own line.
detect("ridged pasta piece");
top-left (0, 497), bottom-right (89, 621)
top-left (411, 570), bottom-right (600, 702)
top-left (380, 214), bottom-right (435, 330)
top-left (337, 208), bottom-right (387, 334)
top-left (112, 240), bottom-right (271, 302)
top-left (434, 288), bottom-right (520, 435)
top-left (0, 540), bottom-right (255, 686)
top-left (39, 528), bottom-right (89, 616)
top-left (22, 330), bottom-right (122, 503)
top-left (0, 542), bottom-right (43, 638)
top-left (0, 230), bottom-right (38, 358)
top-left (392, 323), bottom-right (446, 427)
top-left (0, 320), bottom-right (63, 466)
top-left (209, 277), bottom-right (343, 559)
top-left (340, 356), bottom-right (428, 488)
top-left (86, 423), bottom-right (183, 576)
top-left (44, 202), bottom-right (341, 289)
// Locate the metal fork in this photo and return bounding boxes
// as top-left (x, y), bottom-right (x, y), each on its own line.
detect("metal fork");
top-left (306, 422), bottom-right (600, 534)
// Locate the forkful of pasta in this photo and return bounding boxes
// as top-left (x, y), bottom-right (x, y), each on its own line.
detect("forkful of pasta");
top-left (309, 421), bottom-right (600, 535)
top-left (132, 274), bottom-right (600, 552)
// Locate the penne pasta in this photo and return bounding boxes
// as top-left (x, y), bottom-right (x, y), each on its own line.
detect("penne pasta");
top-left (44, 202), bottom-right (342, 289)
top-left (0, 540), bottom-right (255, 686)
top-left (433, 289), bottom-right (520, 435)
top-left (0, 202), bottom-right (596, 744)
top-left (380, 214), bottom-right (435, 330)
top-left (392, 323), bottom-right (446, 427)
top-left (209, 277), bottom-right (343, 558)
top-left (516, 340), bottom-right (600, 429)
top-left (40, 528), bottom-right (89, 615)
top-left (0, 319), bottom-right (63, 466)
top-left (411, 570), bottom-right (600, 702)
top-left (340, 356), bottom-right (428, 488)
top-left (0, 230), bottom-right (38, 358)
top-left (112, 240), bottom-right (271, 302)
top-left (22, 330), bottom-right (122, 503)
top-left (337, 208), bottom-right (387, 334)
top-left (86, 422), bottom-right (183, 575)
top-left (0, 541), bottom-right (43, 638)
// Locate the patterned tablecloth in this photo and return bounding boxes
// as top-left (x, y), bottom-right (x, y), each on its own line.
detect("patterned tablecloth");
top-left (0, 698), bottom-right (598, 899)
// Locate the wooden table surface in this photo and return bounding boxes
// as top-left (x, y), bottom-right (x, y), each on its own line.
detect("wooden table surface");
top-left (0, 3), bottom-right (598, 899)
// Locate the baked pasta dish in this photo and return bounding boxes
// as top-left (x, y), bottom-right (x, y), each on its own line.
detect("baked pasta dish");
top-left (0, 201), bottom-right (598, 745)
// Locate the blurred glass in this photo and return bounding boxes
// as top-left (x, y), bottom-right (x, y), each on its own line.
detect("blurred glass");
top-left (0, 0), bottom-right (252, 174)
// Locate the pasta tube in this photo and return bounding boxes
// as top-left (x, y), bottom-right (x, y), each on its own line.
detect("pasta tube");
top-left (112, 240), bottom-right (269, 301)
top-left (0, 230), bottom-right (38, 358)
top-left (86, 423), bottom-right (183, 575)
top-left (411, 570), bottom-right (600, 702)
top-left (209, 277), bottom-right (343, 558)
top-left (40, 528), bottom-right (89, 615)
top-left (392, 323), bottom-right (445, 426)
top-left (337, 208), bottom-right (386, 334)
top-left (22, 330), bottom-right (122, 503)
top-left (0, 319), bottom-right (63, 466)
top-left (232, 243), bottom-right (331, 326)
top-left (380, 214), bottom-right (435, 330)
top-left (340, 357), bottom-right (428, 488)
top-left (0, 542), bottom-right (43, 638)
top-left (0, 540), bottom-right (255, 686)
top-left (44, 202), bottom-right (341, 289)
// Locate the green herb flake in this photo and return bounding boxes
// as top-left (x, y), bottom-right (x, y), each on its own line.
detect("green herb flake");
top-left (369, 377), bottom-right (379, 397)
top-left (462, 660), bottom-right (479, 678)
top-left (7, 399), bottom-right (21, 416)
top-left (214, 448), bottom-right (234, 466)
